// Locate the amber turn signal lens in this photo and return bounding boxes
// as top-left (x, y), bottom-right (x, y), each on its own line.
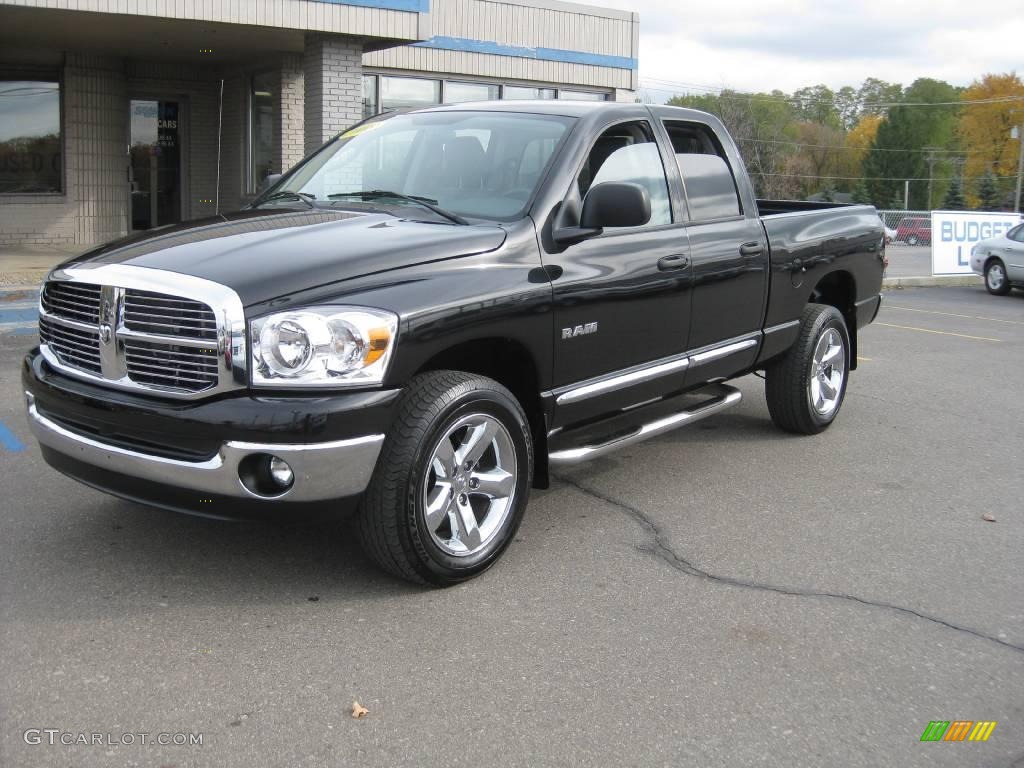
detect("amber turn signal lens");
top-left (364, 327), bottom-right (390, 365)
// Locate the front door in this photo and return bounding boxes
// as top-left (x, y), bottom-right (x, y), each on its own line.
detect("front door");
top-left (545, 118), bottom-right (693, 429)
top-left (129, 99), bottom-right (183, 230)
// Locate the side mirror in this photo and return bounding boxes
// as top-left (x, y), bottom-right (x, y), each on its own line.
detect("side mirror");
top-left (552, 181), bottom-right (652, 245)
top-left (257, 173), bottom-right (283, 195)
top-left (582, 181), bottom-right (651, 229)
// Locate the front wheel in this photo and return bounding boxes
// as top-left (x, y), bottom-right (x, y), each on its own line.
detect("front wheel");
top-left (356, 371), bottom-right (533, 585)
top-left (906, 234), bottom-right (919, 246)
top-left (985, 259), bottom-right (1011, 296)
top-left (765, 304), bottom-right (850, 435)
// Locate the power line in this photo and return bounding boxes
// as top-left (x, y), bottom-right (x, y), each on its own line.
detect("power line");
top-left (734, 137), bottom-right (975, 155)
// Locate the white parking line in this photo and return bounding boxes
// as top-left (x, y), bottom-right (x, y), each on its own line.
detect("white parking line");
top-left (885, 305), bottom-right (1024, 326)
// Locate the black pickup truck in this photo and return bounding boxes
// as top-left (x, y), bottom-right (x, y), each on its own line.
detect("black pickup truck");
top-left (22, 102), bottom-right (884, 585)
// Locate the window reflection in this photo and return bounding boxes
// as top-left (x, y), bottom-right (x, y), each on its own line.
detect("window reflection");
top-left (0, 78), bottom-right (61, 193)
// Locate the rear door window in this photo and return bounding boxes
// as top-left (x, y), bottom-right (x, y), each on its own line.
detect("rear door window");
top-left (662, 120), bottom-right (742, 221)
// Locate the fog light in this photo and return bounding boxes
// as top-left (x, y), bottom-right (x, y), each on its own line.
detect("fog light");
top-left (268, 456), bottom-right (294, 489)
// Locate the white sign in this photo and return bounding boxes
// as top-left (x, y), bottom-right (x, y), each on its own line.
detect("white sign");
top-left (931, 211), bottom-right (1023, 276)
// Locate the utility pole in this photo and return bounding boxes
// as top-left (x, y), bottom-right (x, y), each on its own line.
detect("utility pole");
top-left (1013, 118), bottom-right (1023, 214)
top-left (922, 146), bottom-right (942, 210)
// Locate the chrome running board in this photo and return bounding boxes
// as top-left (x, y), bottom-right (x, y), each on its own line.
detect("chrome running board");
top-left (548, 383), bottom-right (742, 466)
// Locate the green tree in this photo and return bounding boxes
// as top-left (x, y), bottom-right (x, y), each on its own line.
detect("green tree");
top-left (792, 84), bottom-right (841, 128)
top-left (851, 180), bottom-right (872, 204)
top-left (975, 169), bottom-right (1001, 209)
top-left (941, 177), bottom-right (967, 210)
top-left (856, 77), bottom-right (903, 117)
top-left (863, 78), bottom-right (960, 209)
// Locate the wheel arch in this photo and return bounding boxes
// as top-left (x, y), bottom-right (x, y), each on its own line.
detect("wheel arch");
top-left (415, 337), bottom-right (549, 489)
top-left (809, 269), bottom-right (858, 369)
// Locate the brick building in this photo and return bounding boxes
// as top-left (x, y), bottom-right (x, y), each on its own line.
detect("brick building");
top-left (0, 0), bottom-right (638, 247)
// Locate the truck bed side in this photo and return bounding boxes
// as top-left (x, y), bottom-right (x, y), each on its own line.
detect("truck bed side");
top-left (756, 203), bottom-right (885, 367)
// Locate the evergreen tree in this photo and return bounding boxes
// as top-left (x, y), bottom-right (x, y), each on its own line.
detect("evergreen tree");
top-left (851, 180), bottom-right (872, 204)
top-left (975, 169), bottom-right (1001, 210)
top-left (941, 177), bottom-right (967, 210)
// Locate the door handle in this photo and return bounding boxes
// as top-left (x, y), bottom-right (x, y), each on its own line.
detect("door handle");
top-left (739, 241), bottom-right (764, 257)
top-left (657, 254), bottom-right (689, 271)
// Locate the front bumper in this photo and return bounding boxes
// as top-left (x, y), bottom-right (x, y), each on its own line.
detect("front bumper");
top-left (26, 392), bottom-right (383, 502)
top-left (23, 349), bottom-right (401, 518)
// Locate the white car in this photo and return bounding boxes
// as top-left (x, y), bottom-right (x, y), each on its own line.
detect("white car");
top-left (970, 223), bottom-right (1024, 295)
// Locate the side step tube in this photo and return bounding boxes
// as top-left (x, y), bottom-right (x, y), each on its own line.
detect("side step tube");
top-left (548, 384), bottom-right (742, 466)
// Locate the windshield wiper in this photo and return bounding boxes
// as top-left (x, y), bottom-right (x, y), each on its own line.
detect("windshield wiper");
top-left (254, 190), bottom-right (316, 209)
top-left (327, 190), bottom-right (468, 225)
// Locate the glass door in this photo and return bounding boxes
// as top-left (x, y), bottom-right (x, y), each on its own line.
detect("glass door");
top-left (129, 99), bottom-right (182, 230)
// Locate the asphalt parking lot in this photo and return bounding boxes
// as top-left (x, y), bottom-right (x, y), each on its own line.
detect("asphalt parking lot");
top-left (1, 285), bottom-right (1022, 768)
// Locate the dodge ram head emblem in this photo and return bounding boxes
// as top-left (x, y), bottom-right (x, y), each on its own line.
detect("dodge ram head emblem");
top-left (99, 324), bottom-right (113, 344)
top-left (562, 322), bottom-right (598, 340)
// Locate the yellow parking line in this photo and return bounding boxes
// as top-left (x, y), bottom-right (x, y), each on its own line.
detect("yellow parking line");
top-left (875, 322), bottom-right (1001, 342)
top-left (885, 305), bottom-right (1024, 326)
top-left (857, 356), bottom-right (872, 362)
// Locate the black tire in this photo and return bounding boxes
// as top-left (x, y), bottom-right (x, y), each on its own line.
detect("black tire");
top-left (356, 370), bottom-right (533, 586)
top-left (765, 303), bottom-right (850, 435)
top-left (906, 234), bottom-right (919, 246)
top-left (984, 258), bottom-right (1012, 296)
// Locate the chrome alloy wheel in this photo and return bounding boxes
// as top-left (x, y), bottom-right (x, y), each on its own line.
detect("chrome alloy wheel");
top-left (422, 413), bottom-right (518, 557)
top-left (987, 262), bottom-right (1006, 291)
top-left (808, 328), bottom-right (845, 417)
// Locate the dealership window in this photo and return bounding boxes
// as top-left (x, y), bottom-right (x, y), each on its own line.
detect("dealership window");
top-left (445, 81), bottom-right (499, 104)
top-left (503, 86), bottom-right (556, 100)
top-left (0, 76), bottom-right (62, 194)
top-left (559, 90), bottom-right (606, 101)
top-left (362, 75), bottom-right (378, 119)
top-left (250, 72), bottom-right (275, 191)
top-left (380, 76), bottom-right (441, 111)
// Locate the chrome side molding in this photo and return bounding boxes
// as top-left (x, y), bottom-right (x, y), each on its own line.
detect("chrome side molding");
top-left (554, 333), bottom-right (759, 406)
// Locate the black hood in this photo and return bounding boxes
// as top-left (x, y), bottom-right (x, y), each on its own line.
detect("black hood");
top-left (63, 208), bottom-right (507, 306)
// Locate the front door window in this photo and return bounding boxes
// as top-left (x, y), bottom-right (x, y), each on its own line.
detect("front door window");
top-left (129, 99), bottom-right (182, 230)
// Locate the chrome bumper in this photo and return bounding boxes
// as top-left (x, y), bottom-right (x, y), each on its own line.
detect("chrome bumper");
top-left (25, 393), bottom-right (384, 502)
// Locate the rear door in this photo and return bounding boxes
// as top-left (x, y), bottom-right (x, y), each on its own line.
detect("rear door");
top-left (543, 117), bottom-right (693, 429)
top-left (657, 117), bottom-right (768, 382)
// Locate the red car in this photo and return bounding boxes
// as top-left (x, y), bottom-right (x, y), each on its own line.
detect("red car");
top-left (895, 217), bottom-right (931, 246)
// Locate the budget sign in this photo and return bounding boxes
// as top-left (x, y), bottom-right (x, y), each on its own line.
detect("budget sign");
top-left (931, 211), bottom-right (1023, 276)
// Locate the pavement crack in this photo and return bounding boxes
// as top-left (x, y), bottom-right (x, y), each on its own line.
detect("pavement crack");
top-left (557, 475), bottom-right (1024, 655)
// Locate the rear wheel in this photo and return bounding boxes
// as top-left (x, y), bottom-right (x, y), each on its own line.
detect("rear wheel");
top-left (765, 303), bottom-right (850, 435)
top-left (906, 234), bottom-right (919, 246)
top-left (356, 371), bottom-right (533, 586)
top-left (985, 258), bottom-right (1011, 296)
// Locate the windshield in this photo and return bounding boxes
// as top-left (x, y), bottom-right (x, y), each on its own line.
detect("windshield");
top-left (276, 111), bottom-right (574, 222)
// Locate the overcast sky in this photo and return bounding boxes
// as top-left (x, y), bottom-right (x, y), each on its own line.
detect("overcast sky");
top-left (628, 0), bottom-right (1023, 99)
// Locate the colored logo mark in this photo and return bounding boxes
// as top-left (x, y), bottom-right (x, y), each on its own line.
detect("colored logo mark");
top-left (920, 721), bottom-right (997, 742)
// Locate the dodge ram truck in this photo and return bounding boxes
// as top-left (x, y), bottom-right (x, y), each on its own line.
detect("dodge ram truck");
top-left (22, 102), bottom-right (885, 585)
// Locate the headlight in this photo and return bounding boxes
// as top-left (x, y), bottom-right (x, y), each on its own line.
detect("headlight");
top-left (250, 307), bottom-right (398, 387)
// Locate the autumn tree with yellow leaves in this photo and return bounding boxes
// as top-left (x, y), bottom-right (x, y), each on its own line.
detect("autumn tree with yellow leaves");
top-left (958, 73), bottom-right (1024, 209)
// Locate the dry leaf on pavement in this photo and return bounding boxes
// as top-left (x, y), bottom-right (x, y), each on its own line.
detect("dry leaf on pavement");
top-left (351, 701), bottom-right (369, 719)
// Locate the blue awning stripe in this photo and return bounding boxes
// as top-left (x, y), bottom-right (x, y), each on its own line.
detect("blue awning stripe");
top-left (412, 36), bottom-right (638, 71)
top-left (312, 0), bottom-right (430, 13)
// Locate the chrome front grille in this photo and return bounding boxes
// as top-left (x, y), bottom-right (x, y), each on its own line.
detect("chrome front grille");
top-left (41, 281), bottom-right (102, 324)
top-left (37, 266), bottom-right (247, 400)
top-left (124, 289), bottom-right (218, 340)
top-left (38, 315), bottom-right (102, 374)
top-left (124, 339), bottom-right (219, 391)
